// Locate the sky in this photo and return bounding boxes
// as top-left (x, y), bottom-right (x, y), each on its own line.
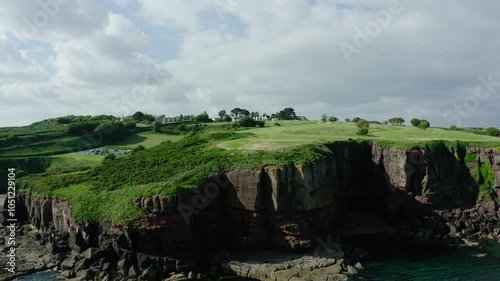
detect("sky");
top-left (1, 0), bottom-right (499, 128)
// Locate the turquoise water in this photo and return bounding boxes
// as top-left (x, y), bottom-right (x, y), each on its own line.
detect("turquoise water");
top-left (14, 271), bottom-right (62, 281)
top-left (353, 240), bottom-right (500, 281)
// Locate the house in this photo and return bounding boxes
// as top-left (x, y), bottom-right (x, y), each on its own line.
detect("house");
top-left (161, 117), bottom-right (177, 123)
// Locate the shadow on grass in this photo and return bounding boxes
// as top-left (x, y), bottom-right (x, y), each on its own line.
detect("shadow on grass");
top-left (115, 134), bottom-right (148, 146)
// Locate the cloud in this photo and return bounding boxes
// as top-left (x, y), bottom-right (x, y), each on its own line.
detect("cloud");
top-left (1, 0), bottom-right (500, 128)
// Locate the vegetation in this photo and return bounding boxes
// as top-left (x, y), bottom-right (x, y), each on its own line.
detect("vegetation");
top-left (418, 120), bottom-right (430, 130)
top-left (329, 116), bottom-right (339, 122)
top-left (5, 114), bottom-right (500, 226)
top-left (486, 127), bottom-right (500, 136)
top-left (410, 118), bottom-right (421, 127)
top-left (388, 117), bottom-right (405, 126)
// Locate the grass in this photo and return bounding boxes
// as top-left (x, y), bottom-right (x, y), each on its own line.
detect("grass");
top-left (109, 131), bottom-right (183, 149)
top-left (10, 120), bottom-right (500, 226)
top-left (216, 121), bottom-right (500, 150)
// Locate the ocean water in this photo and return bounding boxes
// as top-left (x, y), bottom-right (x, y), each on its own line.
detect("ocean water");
top-left (353, 239), bottom-right (500, 281)
top-left (14, 271), bottom-right (63, 281)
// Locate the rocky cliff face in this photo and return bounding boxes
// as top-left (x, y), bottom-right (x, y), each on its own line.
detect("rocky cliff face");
top-left (6, 142), bottom-right (500, 280)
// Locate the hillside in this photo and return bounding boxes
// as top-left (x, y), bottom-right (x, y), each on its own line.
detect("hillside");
top-left (5, 119), bottom-right (500, 225)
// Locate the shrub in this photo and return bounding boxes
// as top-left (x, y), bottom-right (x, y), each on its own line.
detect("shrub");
top-left (418, 120), bottom-right (430, 130)
top-left (355, 119), bottom-right (370, 129)
top-left (356, 128), bottom-right (369, 135)
top-left (486, 127), bottom-right (500, 136)
top-left (321, 114), bottom-right (327, 122)
top-left (104, 153), bottom-right (116, 162)
top-left (329, 116), bottom-right (339, 122)
top-left (450, 125), bottom-right (458, 130)
top-left (344, 118), bottom-right (351, 123)
top-left (124, 121), bottom-right (136, 129)
top-left (351, 117), bottom-right (361, 123)
top-left (275, 122), bottom-right (281, 126)
top-left (257, 120), bottom-right (266, 127)
top-left (133, 145), bottom-right (145, 153)
top-left (238, 116), bottom-right (257, 127)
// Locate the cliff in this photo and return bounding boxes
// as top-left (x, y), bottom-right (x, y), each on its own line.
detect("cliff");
top-left (5, 141), bottom-right (500, 280)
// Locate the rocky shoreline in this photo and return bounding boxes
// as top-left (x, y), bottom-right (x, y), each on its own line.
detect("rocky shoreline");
top-left (1, 200), bottom-right (499, 281)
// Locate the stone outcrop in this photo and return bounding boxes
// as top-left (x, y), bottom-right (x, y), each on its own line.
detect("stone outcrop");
top-left (3, 141), bottom-right (499, 280)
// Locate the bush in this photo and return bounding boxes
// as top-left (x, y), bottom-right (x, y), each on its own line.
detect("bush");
top-left (356, 128), bottom-right (369, 135)
top-left (450, 125), bottom-right (458, 130)
top-left (351, 117), bottom-right (361, 123)
top-left (321, 114), bottom-right (327, 122)
top-left (418, 120), bottom-right (430, 130)
top-left (238, 116), bottom-right (257, 127)
top-left (124, 121), bottom-right (136, 129)
top-left (355, 119), bottom-right (370, 129)
top-left (104, 153), bottom-right (116, 162)
top-left (275, 122), bottom-right (281, 126)
top-left (329, 116), bottom-right (339, 122)
top-left (133, 145), bottom-right (145, 153)
top-left (486, 127), bottom-right (500, 136)
top-left (257, 120), bottom-right (266, 127)
top-left (344, 118), bottom-right (351, 123)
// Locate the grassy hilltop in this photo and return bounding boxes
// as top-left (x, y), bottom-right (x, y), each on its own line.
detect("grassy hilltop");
top-left (2, 118), bottom-right (500, 225)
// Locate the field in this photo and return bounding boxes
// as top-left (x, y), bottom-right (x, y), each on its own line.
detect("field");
top-left (109, 131), bottom-right (183, 149)
top-left (217, 121), bottom-right (500, 150)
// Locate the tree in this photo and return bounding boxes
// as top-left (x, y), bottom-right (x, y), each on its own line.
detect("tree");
top-left (356, 119), bottom-right (370, 129)
top-left (382, 120), bottom-right (388, 125)
top-left (132, 111), bottom-right (145, 121)
top-left (486, 127), bottom-right (500, 136)
top-left (218, 110), bottom-right (227, 120)
top-left (251, 112), bottom-right (260, 119)
top-left (321, 114), bottom-right (327, 122)
top-left (329, 116), bottom-right (339, 122)
top-left (276, 107), bottom-right (297, 120)
top-left (450, 125), bottom-right (458, 130)
top-left (410, 118), bottom-right (421, 127)
top-left (345, 118), bottom-right (351, 123)
top-left (388, 117), bottom-right (405, 125)
top-left (194, 111), bottom-right (211, 123)
top-left (352, 117), bottom-right (361, 123)
top-left (152, 121), bottom-right (161, 132)
top-left (418, 120), bottom-right (430, 130)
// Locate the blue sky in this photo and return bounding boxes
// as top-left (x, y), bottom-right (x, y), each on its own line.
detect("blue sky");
top-left (1, 0), bottom-right (499, 127)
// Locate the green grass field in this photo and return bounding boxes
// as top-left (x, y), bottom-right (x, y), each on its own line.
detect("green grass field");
top-left (217, 121), bottom-right (500, 150)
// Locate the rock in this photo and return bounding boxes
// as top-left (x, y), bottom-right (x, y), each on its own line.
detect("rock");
top-left (346, 265), bottom-right (358, 275)
top-left (77, 269), bottom-right (93, 280)
top-left (142, 265), bottom-right (157, 281)
top-left (128, 266), bottom-right (139, 279)
top-left (61, 270), bottom-right (75, 278)
top-left (61, 258), bottom-right (76, 270)
top-left (354, 262), bottom-right (364, 271)
top-left (164, 273), bottom-right (189, 281)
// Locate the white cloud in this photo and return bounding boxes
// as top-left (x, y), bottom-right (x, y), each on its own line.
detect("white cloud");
top-left (1, 0), bottom-right (500, 128)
